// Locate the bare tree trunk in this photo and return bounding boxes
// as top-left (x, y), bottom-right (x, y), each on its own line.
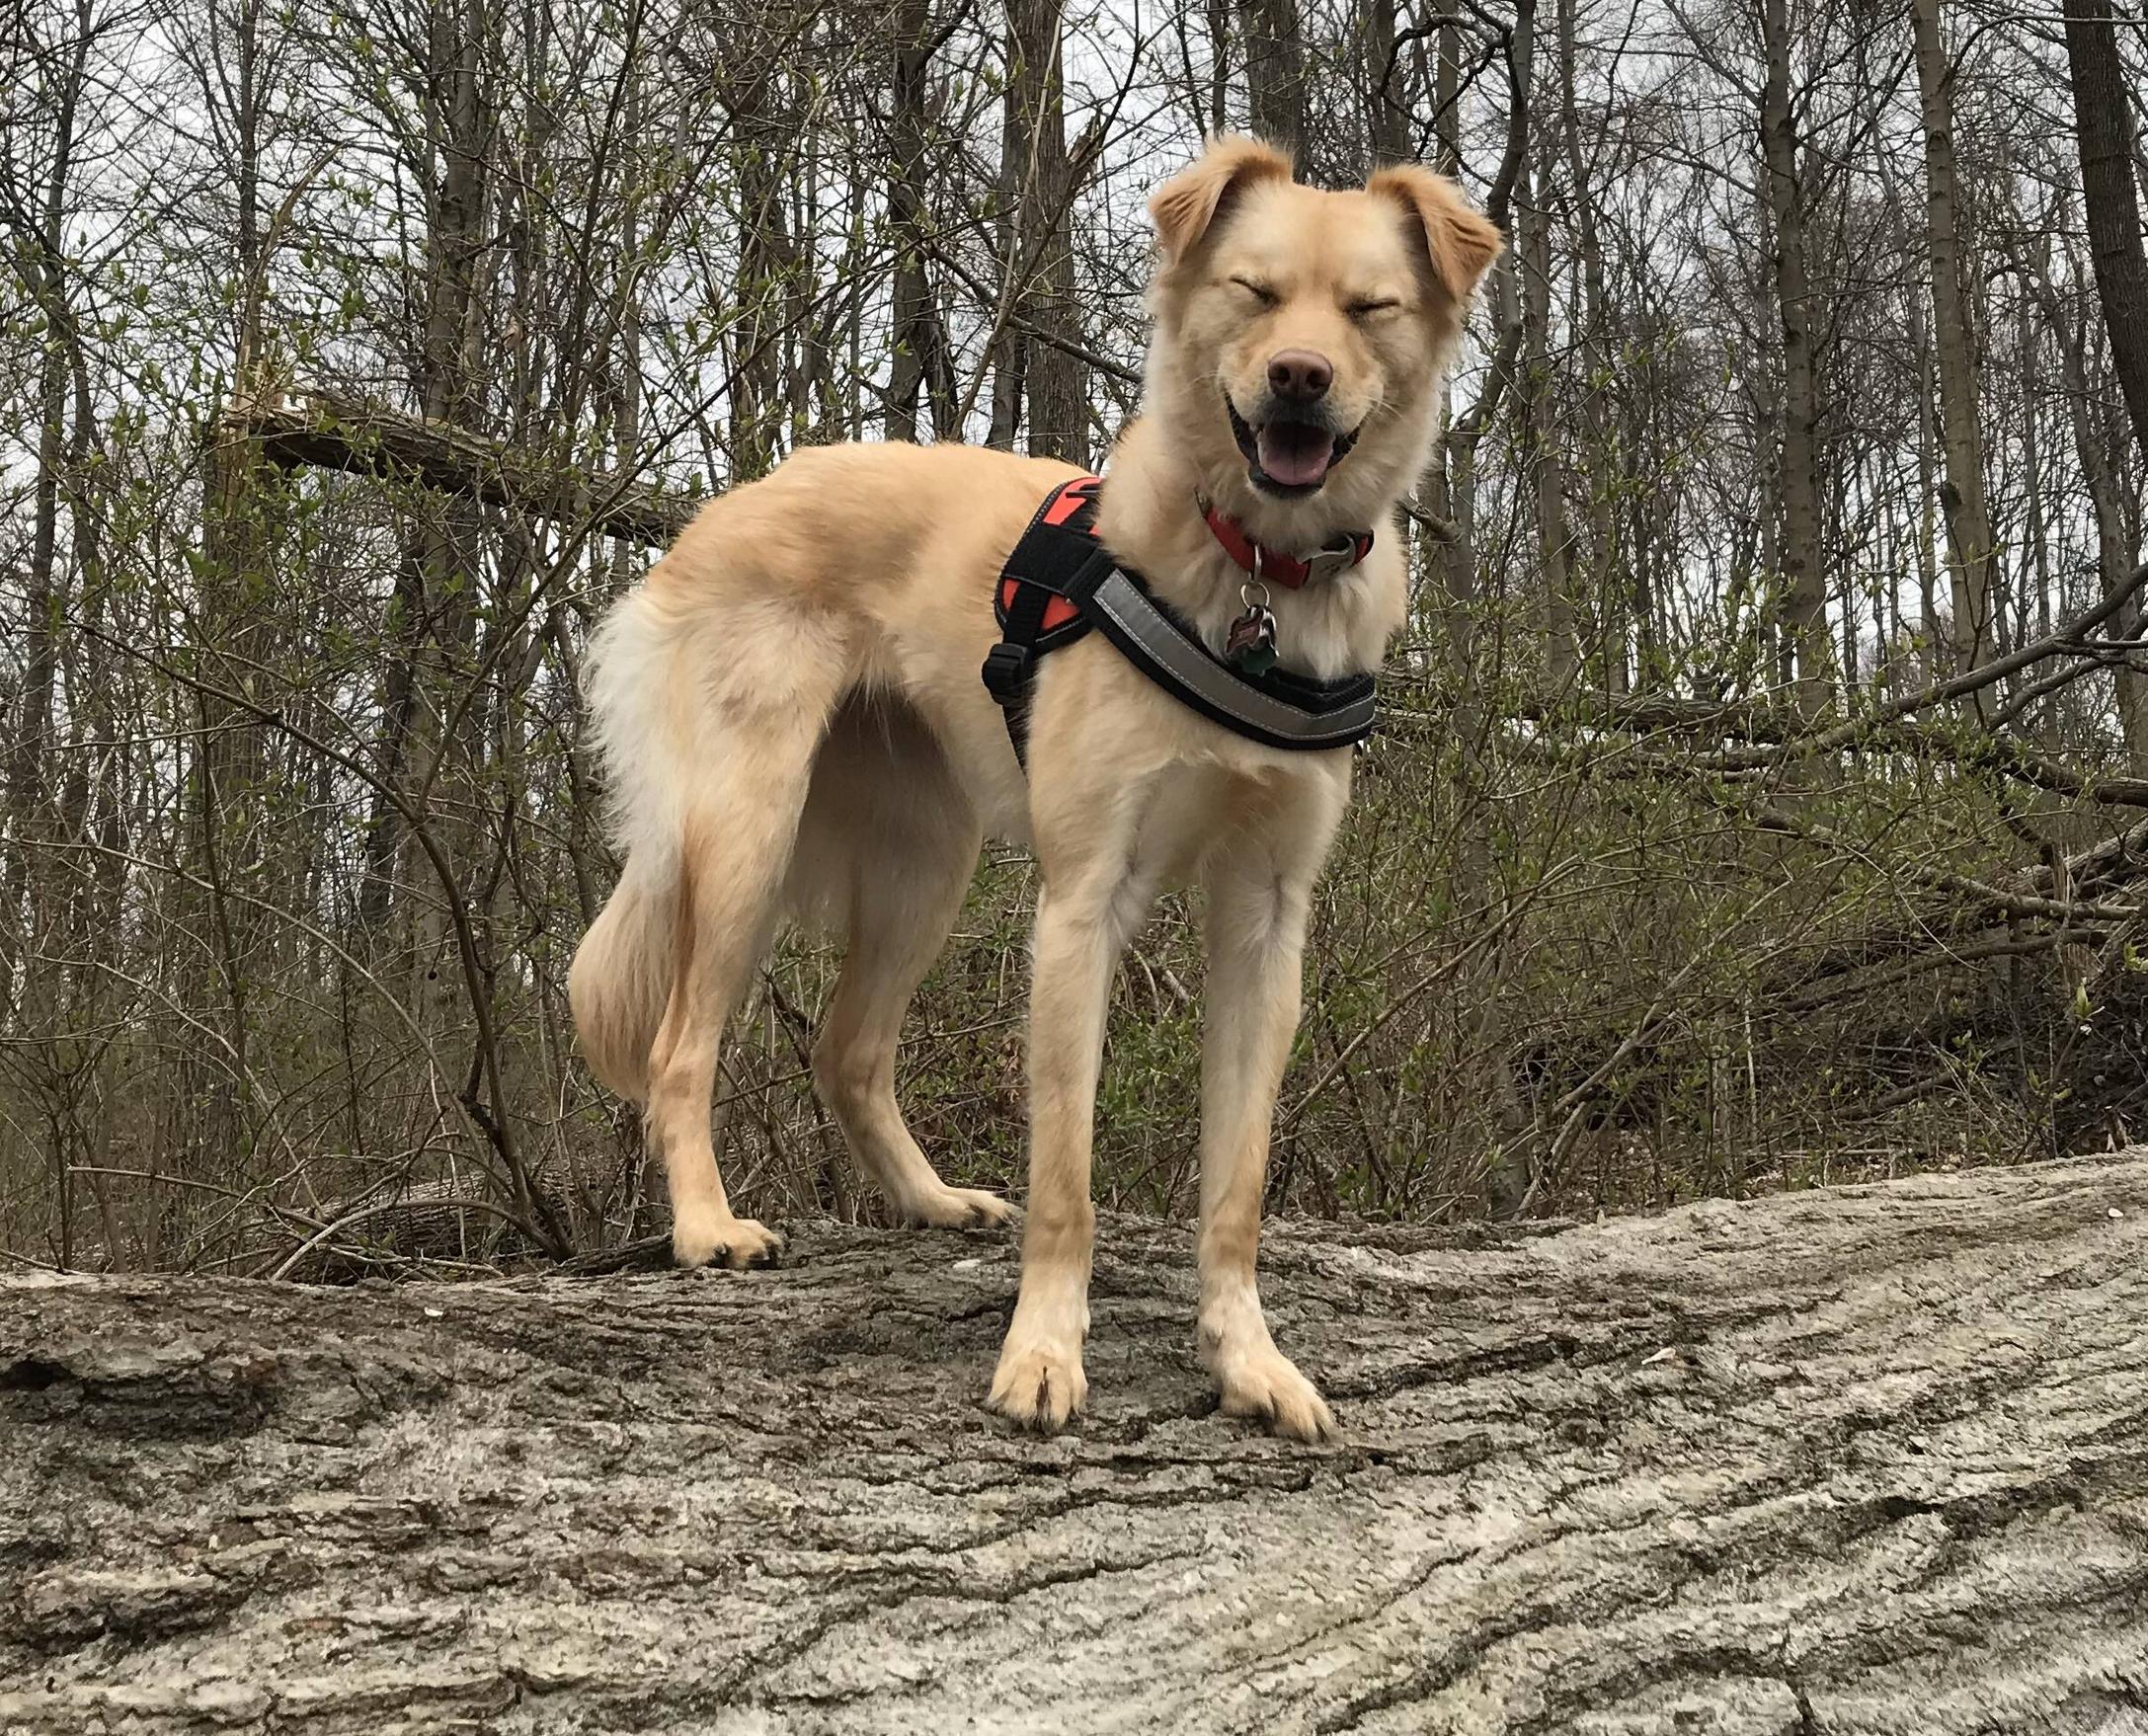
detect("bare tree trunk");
top-left (1417, 0), bottom-right (1469, 558)
top-left (1425, 3), bottom-right (1540, 1220)
top-left (1004, 0), bottom-right (1085, 465)
top-left (1911, 0), bottom-right (1998, 708)
top-left (1556, 0), bottom-right (1625, 697)
top-left (886, 0), bottom-right (956, 444)
top-left (729, 68), bottom-right (792, 481)
top-left (191, 0), bottom-right (285, 1170)
top-left (1749, 203), bottom-right (1784, 689)
top-left (2064, 0), bottom-right (2148, 467)
top-left (2, 0), bottom-right (95, 1025)
top-left (1759, 0), bottom-right (1829, 716)
top-left (2036, 260), bottom-right (2148, 772)
top-left (4, 1), bottom-right (103, 1271)
top-left (1435, 7), bottom-right (1462, 176)
top-left (2019, 282), bottom-right (2057, 746)
top-left (1869, 24), bottom-right (1934, 692)
top-left (1203, 0), bottom-right (1231, 134)
top-left (1364, 0), bottom-right (1408, 167)
top-left (786, 152), bottom-right (819, 444)
top-left (987, 106), bottom-right (1026, 451)
top-left (1239, 0), bottom-right (1303, 156)
top-left (1911, 273), bottom-right (1942, 687)
top-left (1520, 167), bottom-right (1578, 689)
top-left (1413, 0), bottom-right (1463, 622)
top-left (391, 0), bottom-right (495, 1025)
top-left (1418, 2), bottom-right (1467, 622)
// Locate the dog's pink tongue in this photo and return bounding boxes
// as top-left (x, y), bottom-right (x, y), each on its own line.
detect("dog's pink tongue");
top-left (1257, 424), bottom-right (1334, 487)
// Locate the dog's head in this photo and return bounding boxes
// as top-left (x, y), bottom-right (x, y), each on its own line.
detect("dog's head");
top-left (1144, 137), bottom-right (1502, 520)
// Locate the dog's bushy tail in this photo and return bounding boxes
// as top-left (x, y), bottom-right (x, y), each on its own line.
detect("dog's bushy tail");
top-left (568, 585), bottom-right (692, 1105)
top-left (568, 854), bottom-right (674, 1104)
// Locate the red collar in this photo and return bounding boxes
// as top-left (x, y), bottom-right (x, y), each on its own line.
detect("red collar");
top-left (1200, 501), bottom-right (1376, 591)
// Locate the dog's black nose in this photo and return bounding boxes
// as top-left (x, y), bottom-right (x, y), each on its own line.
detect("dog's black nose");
top-left (1266, 350), bottom-right (1332, 402)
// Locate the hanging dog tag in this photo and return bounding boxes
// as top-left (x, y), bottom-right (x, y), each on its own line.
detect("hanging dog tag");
top-left (1228, 603), bottom-right (1277, 673)
top-left (1229, 577), bottom-right (1277, 674)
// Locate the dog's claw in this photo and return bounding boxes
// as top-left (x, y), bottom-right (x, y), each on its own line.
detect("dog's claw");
top-left (904, 1186), bottom-right (1017, 1230)
top-left (1213, 1343), bottom-right (1336, 1443)
top-left (988, 1334), bottom-right (1086, 1431)
top-left (673, 1215), bottom-right (784, 1271)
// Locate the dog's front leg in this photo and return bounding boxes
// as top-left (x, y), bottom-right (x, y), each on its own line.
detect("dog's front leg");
top-left (989, 800), bottom-right (1157, 1430)
top-left (1196, 820), bottom-right (1343, 1442)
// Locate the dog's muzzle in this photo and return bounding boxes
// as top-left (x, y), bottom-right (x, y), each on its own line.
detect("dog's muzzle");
top-left (1227, 397), bottom-right (1362, 497)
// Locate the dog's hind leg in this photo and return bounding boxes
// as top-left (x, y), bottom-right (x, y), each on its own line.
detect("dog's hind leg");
top-left (811, 837), bottom-right (1014, 1231)
top-left (798, 696), bottom-right (1010, 1228)
top-left (641, 632), bottom-right (851, 1270)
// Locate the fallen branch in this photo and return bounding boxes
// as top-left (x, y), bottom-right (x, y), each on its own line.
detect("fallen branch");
top-left (221, 391), bottom-right (702, 548)
top-left (1780, 927), bottom-right (2107, 1013)
top-left (1387, 655), bottom-right (2148, 809)
top-left (1691, 560), bottom-right (2148, 773)
top-left (1747, 800), bottom-right (2137, 924)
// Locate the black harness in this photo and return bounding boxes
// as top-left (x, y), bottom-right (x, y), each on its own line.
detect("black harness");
top-left (981, 476), bottom-right (1380, 767)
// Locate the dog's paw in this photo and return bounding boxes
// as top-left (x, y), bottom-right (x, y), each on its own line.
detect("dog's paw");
top-left (672, 1214), bottom-right (785, 1271)
top-left (903, 1186), bottom-right (1017, 1230)
top-left (987, 1330), bottom-right (1086, 1431)
top-left (1213, 1343), bottom-right (1336, 1443)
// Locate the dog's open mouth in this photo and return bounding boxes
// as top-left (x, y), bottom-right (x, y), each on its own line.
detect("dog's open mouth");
top-left (1228, 399), bottom-right (1360, 496)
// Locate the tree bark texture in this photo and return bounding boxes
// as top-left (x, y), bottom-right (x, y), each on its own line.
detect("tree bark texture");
top-left (5, 1153), bottom-right (2147, 1733)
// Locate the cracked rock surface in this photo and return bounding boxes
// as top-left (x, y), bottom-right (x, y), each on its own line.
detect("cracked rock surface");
top-left (4, 1153), bottom-right (2147, 1734)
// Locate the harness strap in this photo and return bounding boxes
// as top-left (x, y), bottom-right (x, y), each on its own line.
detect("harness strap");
top-left (981, 578), bottom-right (1055, 768)
top-left (1074, 568), bottom-right (1378, 750)
top-left (983, 477), bottom-right (1110, 765)
top-left (984, 475), bottom-right (1379, 767)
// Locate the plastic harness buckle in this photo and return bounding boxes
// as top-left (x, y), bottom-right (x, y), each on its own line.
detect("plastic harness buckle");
top-left (981, 641), bottom-right (1030, 705)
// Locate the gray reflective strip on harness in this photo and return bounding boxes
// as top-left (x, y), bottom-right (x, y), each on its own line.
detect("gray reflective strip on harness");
top-left (1086, 569), bottom-right (1377, 749)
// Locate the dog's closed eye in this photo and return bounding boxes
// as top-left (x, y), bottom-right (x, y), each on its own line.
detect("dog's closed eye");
top-left (1230, 276), bottom-right (1281, 307)
top-left (1346, 297), bottom-right (1401, 320)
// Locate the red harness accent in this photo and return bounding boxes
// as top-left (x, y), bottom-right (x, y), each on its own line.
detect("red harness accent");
top-left (1201, 503), bottom-right (1376, 591)
top-left (1041, 480), bottom-right (1099, 526)
top-left (995, 578), bottom-right (1082, 633)
top-left (996, 475), bottom-right (1100, 632)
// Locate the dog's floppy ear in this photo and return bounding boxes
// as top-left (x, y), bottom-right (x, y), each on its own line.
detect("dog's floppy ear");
top-left (1366, 165), bottom-right (1505, 306)
top-left (1149, 136), bottom-right (1293, 266)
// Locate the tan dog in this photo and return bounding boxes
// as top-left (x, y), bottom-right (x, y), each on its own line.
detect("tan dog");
top-left (569, 137), bottom-right (1500, 1440)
